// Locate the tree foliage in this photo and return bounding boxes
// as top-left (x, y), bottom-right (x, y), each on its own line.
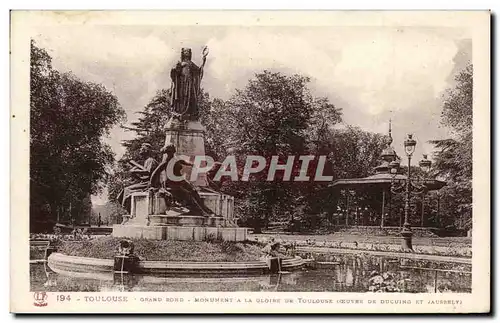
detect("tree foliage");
top-left (30, 41), bottom-right (125, 232)
top-left (429, 63), bottom-right (473, 230)
top-left (202, 71), bottom-right (387, 232)
top-left (201, 72), bottom-right (342, 232)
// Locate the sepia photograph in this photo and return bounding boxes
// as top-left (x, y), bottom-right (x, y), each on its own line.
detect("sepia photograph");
top-left (11, 10), bottom-right (490, 313)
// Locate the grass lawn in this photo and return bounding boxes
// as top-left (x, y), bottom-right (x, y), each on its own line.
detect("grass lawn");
top-left (56, 236), bottom-right (267, 262)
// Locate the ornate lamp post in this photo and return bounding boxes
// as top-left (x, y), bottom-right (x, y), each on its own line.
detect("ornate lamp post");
top-left (402, 134), bottom-right (416, 250)
top-left (389, 134), bottom-right (430, 251)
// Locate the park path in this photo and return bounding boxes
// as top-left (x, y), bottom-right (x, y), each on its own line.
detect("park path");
top-left (296, 246), bottom-right (471, 264)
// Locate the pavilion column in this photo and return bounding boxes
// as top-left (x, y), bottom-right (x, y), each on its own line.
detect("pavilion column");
top-left (388, 190), bottom-right (392, 227)
top-left (380, 189), bottom-right (385, 228)
top-left (355, 207), bottom-right (359, 226)
top-left (437, 195), bottom-right (441, 227)
top-left (345, 193), bottom-right (349, 226)
top-left (421, 195), bottom-right (425, 227)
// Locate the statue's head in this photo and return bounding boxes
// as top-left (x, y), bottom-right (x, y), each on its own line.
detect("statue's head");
top-left (181, 48), bottom-right (192, 61)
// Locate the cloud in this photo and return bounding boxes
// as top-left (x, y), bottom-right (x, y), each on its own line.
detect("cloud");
top-left (206, 28), bottom-right (337, 80)
top-left (333, 29), bottom-right (457, 114)
top-left (204, 27), bottom-right (459, 117)
top-left (35, 26), bottom-right (175, 107)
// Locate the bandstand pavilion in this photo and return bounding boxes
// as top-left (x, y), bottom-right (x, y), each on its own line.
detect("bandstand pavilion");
top-left (329, 122), bottom-right (446, 230)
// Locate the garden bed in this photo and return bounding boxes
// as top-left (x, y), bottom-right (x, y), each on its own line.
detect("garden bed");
top-left (252, 234), bottom-right (472, 258)
top-left (295, 241), bottom-right (472, 258)
top-left (55, 236), bottom-right (268, 262)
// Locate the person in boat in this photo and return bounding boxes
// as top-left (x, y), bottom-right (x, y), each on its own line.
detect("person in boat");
top-left (263, 238), bottom-right (282, 257)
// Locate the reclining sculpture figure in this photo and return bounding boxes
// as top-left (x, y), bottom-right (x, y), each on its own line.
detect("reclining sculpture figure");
top-left (149, 144), bottom-right (215, 217)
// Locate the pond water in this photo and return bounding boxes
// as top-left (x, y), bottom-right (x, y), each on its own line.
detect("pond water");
top-left (31, 252), bottom-right (471, 293)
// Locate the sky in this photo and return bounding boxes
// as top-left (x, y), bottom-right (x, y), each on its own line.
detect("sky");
top-left (32, 25), bottom-right (472, 205)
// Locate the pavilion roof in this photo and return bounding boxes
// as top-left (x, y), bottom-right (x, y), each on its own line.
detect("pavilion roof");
top-left (330, 173), bottom-right (446, 191)
top-left (329, 120), bottom-right (447, 192)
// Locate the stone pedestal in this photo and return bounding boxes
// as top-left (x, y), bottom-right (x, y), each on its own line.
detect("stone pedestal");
top-left (199, 190), bottom-right (236, 224)
top-left (148, 213), bottom-right (227, 227)
top-left (122, 192), bottom-right (151, 226)
top-left (121, 190), bottom-right (236, 224)
top-left (112, 189), bottom-right (245, 241)
top-left (112, 225), bottom-right (248, 242)
top-left (112, 116), bottom-right (246, 242)
top-left (163, 118), bottom-right (208, 187)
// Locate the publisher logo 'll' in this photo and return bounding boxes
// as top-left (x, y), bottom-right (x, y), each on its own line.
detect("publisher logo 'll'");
top-left (33, 292), bottom-right (48, 307)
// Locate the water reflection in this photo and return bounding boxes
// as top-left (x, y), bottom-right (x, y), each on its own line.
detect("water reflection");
top-left (31, 253), bottom-right (471, 293)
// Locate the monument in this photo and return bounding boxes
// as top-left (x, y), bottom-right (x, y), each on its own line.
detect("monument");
top-left (113, 47), bottom-right (246, 242)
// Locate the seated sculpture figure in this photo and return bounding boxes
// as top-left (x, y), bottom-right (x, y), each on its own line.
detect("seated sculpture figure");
top-left (116, 143), bottom-right (158, 214)
top-left (149, 144), bottom-right (215, 217)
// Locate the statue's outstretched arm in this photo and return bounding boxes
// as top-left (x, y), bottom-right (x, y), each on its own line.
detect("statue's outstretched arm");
top-left (199, 46), bottom-right (209, 80)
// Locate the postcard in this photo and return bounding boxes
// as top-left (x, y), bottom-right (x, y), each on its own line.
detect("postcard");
top-left (10, 10), bottom-right (490, 313)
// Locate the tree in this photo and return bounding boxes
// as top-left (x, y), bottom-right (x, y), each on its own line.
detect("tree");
top-left (30, 40), bottom-right (125, 232)
top-left (204, 71), bottom-right (343, 232)
top-left (430, 63), bottom-right (473, 231)
top-left (199, 96), bottom-right (232, 160)
top-left (328, 126), bottom-right (388, 179)
top-left (221, 71), bottom-right (342, 156)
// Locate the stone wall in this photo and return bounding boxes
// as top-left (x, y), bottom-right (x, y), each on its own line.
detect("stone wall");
top-left (113, 225), bottom-right (248, 242)
top-left (334, 226), bottom-right (440, 237)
